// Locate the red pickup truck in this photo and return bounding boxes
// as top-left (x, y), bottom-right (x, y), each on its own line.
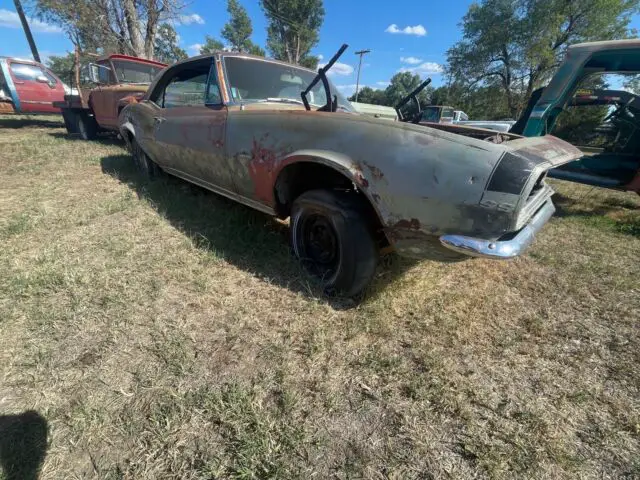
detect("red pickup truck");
top-left (55, 54), bottom-right (166, 139)
top-left (0, 56), bottom-right (67, 114)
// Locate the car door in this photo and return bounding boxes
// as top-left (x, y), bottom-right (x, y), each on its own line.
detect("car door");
top-left (88, 60), bottom-right (118, 127)
top-left (149, 59), bottom-right (233, 193)
top-left (8, 61), bottom-right (65, 114)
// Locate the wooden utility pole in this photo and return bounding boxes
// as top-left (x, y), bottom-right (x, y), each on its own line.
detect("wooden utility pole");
top-left (13, 0), bottom-right (41, 63)
top-left (354, 49), bottom-right (371, 103)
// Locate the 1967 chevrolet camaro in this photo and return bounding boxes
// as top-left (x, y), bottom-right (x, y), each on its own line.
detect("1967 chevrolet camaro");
top-left (118, 45), bottom-right (583, 296)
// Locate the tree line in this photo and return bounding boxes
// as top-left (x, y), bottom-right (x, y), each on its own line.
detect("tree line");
top-left (39, 0), bottom-right (324, 78)
top-left (40, 0), bottom-right (639, 123)
top-left (353, 0), bottom-right (639, 121)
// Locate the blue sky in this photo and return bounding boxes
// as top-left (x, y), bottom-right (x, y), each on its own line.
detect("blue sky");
top-left (1, 0), bottom-right (639, 97)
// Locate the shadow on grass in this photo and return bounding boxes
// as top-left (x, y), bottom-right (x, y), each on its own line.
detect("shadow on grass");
top-left (554, 192), bottom-right (640, 237)
top-left (0, 115), bottom-right (62, 129)
top-left (100, 154), bottom-right (418, 308)
top-left (47, 131), bottom-right (122, 146)
top-left (0, 411), bottom-right (48, 480)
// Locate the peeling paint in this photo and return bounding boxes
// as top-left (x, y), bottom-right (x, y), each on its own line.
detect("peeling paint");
top-left (365, 162), bottom-right (384, 180)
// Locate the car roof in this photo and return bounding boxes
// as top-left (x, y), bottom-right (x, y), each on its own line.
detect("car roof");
top-left (569, 38), bottom-right (640, 54)
top-left (97, 54), bottom-right (167, 68)
top-left (170, 52), bottom-right (317, 74)
top-left (0, 56), bottom-right (44, 67)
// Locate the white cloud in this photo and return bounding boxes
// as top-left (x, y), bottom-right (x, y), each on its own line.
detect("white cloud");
top-left (398, 61), bottom-right (444, 76)
top-left (336, 84), bottom-right (358, 97)
top-left (187, 43), bottom-right (203, 55)
top-left (385, 24), bottom-right (427, 36)
top-left (176, 13), bottom-right (205, 25)
top-left (376, 81), bottom-right (390, 87)
top-left (0, 9), bottom-right (62, 33)
top-left (317, 54), bottom-right (324, 60)
top-left (400, 56), bottom-right (423, 65)
top-left (319, 61), bottom-right (354, 77)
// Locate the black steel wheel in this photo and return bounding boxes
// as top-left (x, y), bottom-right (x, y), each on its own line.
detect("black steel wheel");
top-left (290, 189), bottom-right (378, 297)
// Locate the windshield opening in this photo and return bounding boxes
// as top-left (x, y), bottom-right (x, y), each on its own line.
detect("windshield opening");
top-left (421, 107), bottom-right (441, 122)
top-left (112, 60), bottom-right (163, 84)
top-left (224, 56), bottom-right (354, 112)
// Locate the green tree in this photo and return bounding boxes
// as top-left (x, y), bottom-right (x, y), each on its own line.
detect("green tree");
top-left (199, 35), bottom-right (225, 54)
top-left (384, 72), bottom-right (433, 109)
top-left (46, 53), bottom-right (76, 82)
top-left (348, 86), bottom-right (387, 105)
top-left (154, 23), bottom-right (187, 64)
top-left (447, 0), bottom-right (639, 118)
top-left (34, 0), bottom-right (185, 59)
top-left (260, 0), bottom-right (324, 66)
top-left (221, 0), bottom-right (251, 50)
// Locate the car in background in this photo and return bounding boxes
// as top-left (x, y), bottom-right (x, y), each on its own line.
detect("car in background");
top-left (512, 39), bottom-right (640, 193)
top-left (350, 101), bottom-right (398, 121)
top-left (413, 105), bottom-right (516, 132)
top-left (0, 56), bottom-right (67, 115)
top-left (119, 47), bottom-right (582, 296)
top-left (55, 54), bottom-right (166, 140)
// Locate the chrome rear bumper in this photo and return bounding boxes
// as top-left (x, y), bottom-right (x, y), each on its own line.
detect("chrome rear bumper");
top-left (439, 201), bottom-right (556, 259)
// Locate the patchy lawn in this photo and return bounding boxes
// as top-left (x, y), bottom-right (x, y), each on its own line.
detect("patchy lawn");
top-left (0, 115), bottom-right (638, 479)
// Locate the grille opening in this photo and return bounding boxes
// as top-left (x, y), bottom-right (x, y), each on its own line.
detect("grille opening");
top-left (528, 172), bottom-right (547, 199)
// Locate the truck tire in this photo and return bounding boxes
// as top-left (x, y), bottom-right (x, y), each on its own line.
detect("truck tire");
top-left (61, 109), bottom-right (78, 134)
top-left (290, 189), bottom-right (378, 297)
top-left (77, 112), bottom-right (98, 140)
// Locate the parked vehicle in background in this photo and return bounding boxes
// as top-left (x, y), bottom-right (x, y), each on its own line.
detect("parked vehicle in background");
top-left (410, 104), bottom-right (516, 132)
top-left (54, 54), bottom-right (166, 140)
top-left (119, 46), bottom-right (583, 296)
top-left (512, 39), bottom-right (640, 193)
top-left (350, 101), bottom-right (398, 120)
top-left (419, 105), bottom-right (456, 123)
top-left (0, 56), bottom-right (67, 114)
top-left (453, 110), bottom-right (469, 122)
top-left (457, 119), bottom-right (516, 132)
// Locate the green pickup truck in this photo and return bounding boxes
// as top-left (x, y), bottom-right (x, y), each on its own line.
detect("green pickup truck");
top-left (512, 39), bottom-right (640, 193)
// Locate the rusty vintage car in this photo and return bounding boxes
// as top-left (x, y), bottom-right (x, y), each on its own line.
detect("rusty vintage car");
top-left (118, 46), bottom-right (583, 296)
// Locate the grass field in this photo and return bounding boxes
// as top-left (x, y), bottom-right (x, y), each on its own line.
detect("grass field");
top-left (0, 115), bottom-right (639, 479)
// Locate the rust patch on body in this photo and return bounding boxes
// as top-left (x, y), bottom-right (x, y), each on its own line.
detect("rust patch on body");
top-left (249, 139), bottom-right (281, 204)
top-left (364, 162), bottom-right (384, 180)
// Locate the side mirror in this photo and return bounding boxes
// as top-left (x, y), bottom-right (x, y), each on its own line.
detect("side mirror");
top-left (86, 63), bottom-right (111, 84)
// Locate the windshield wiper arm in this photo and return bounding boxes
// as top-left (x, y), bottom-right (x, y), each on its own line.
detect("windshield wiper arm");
top-left (301, 44), bottom-right (348, 113)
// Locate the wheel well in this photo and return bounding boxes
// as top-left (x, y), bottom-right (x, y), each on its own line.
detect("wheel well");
top-left (121, 127), bottom-right (134, 150)
top-left (274, 162), bottom-right (388, 245)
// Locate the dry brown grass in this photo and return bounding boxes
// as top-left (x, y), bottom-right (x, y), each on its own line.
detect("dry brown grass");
top-left (0, 115), bottom-right (639, 479)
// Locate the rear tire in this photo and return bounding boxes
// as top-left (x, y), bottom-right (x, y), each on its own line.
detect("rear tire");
top-left (290, 189), bottom-right (378, 297)
top-left (132, 139), bottom-right (159, 179)
top-left (77, 112), bottom-right (98, 140)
